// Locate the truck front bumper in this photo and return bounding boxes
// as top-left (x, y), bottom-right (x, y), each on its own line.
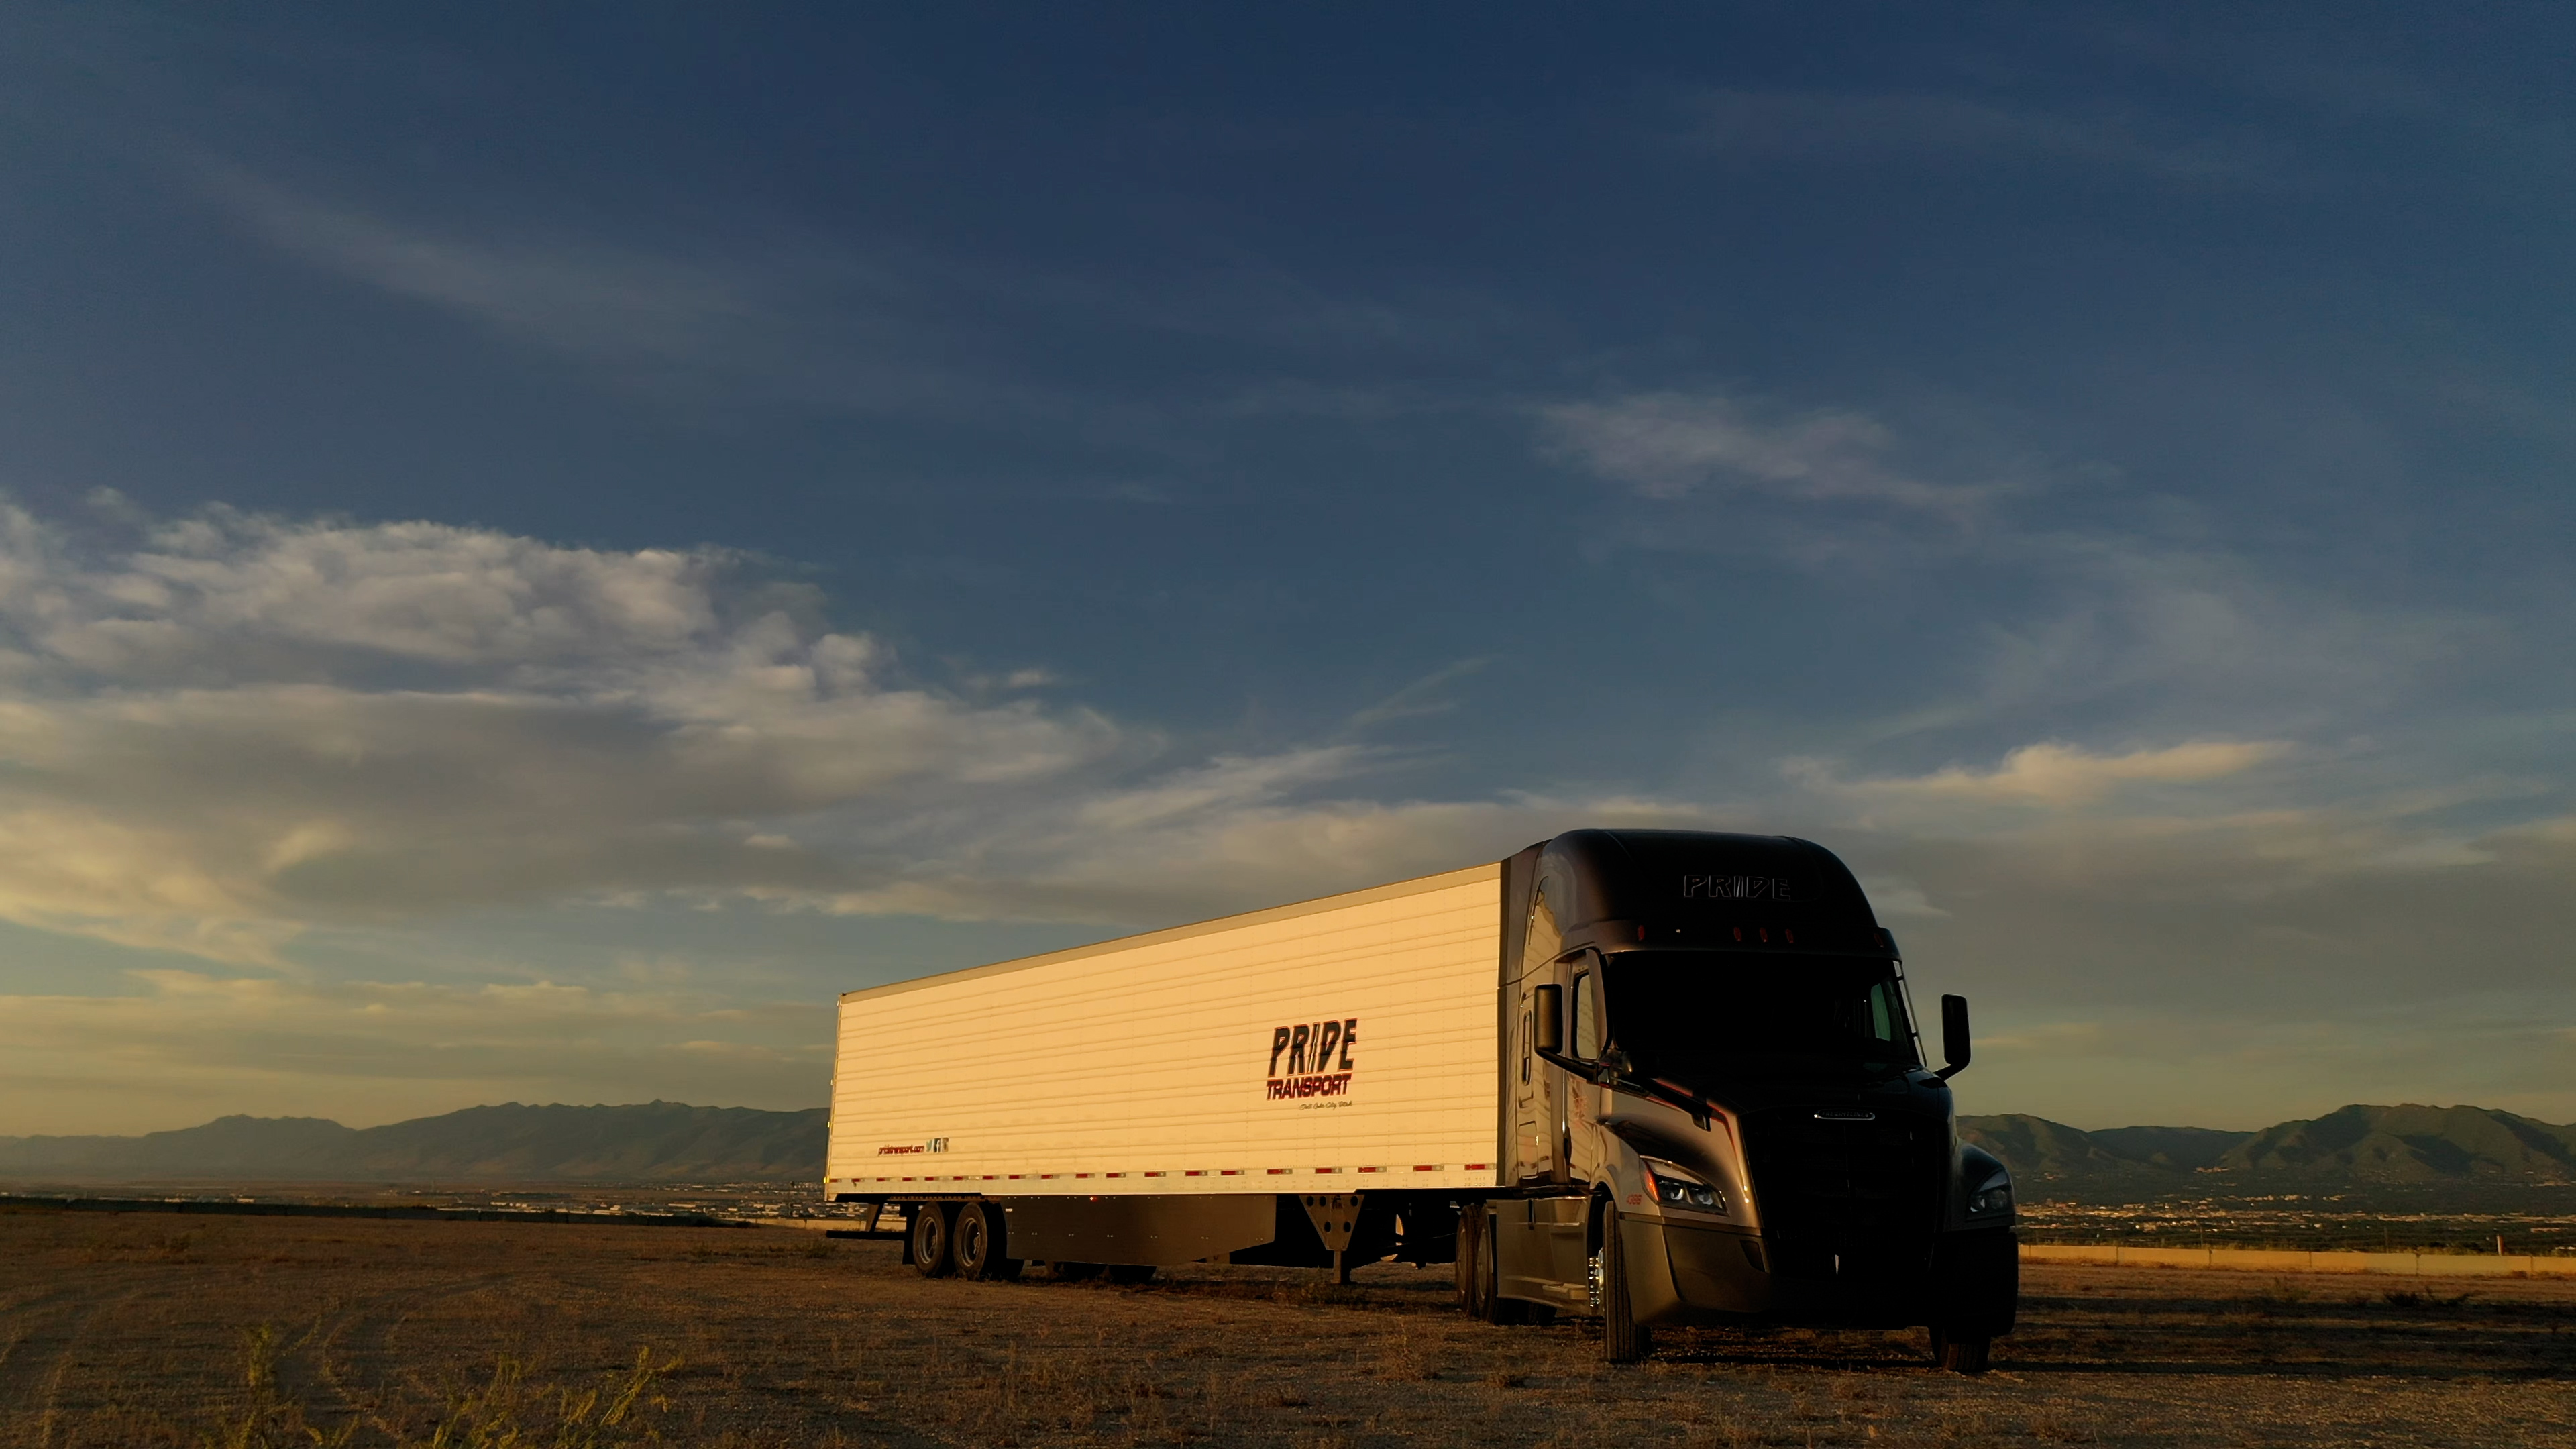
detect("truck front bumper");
top-left (1633, 1219), bottom-right (2016, 1331)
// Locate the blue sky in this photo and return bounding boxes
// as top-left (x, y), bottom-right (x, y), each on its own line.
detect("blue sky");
top-left (1, 4), bottom-right (2569, 1134)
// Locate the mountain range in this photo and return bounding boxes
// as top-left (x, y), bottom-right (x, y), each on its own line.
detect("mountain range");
top-left (5, 1099), bottom-right (2571, 1195)
top-left (1962, 1103), bottom-right (2576, 1201)
top-left (0, 1101), bottom-right (825, 1183)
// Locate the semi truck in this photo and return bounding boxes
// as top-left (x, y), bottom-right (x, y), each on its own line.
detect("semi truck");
top-left (826, 829), bottom-right (2018, 1370)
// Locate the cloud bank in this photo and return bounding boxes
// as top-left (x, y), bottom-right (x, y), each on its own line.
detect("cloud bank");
top-left (0, 503), bottom-right (1124, 960)
top-left (0, 496), bottom-right (2565, 1132)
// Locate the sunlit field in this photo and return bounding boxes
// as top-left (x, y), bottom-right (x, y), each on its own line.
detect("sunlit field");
top-left (5, 1205), bottom-right (2573, 1447)
top-left (2015, 1195), bottom-right (2576, 1256)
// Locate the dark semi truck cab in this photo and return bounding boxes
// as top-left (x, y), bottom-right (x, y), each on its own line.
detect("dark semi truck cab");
top-left (1464, 830), bottom-right (2017, 1370)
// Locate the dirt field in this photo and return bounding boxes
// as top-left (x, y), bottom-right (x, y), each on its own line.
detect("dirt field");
top-left (3, 1206), bottom-right (2571, 1448)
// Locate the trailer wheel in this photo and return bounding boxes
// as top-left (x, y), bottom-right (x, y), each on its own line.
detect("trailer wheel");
top-left (1597, 1203), bottom-right (1651, 1365)
top-left (952, 1201), bottom-right (1020, 1281)
top-left (1932, 1329), bottom-right (1992, 1375)
top-left (1105, 1263), bottom-right (1157, 1285)
top-left (908, 1203), bottom-right (955, 1279)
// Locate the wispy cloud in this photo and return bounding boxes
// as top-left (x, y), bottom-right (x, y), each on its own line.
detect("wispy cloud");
top-left (193, 168), bottom-right (1512, 440)
top-left (1539, 390), bottom-right (2002, 515)
top-left (190, 169), bottom-right (1026, 423)
top-left (1682, 89), bottom-right (2287, 184)
top-left (1803, 739), bottom-right (2293, 808)
top-left (810, 786), bottom-right (1732, 928)
top-left (1542, 382), bottom-right (2504, 755)
top-left (203, 170), bottom-right (772, 366)
top-left (1348, 657), bottom-right (1490, 729)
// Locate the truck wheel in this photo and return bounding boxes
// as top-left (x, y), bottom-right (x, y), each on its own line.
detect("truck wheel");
top-left (908, 1203), bottom-right (955, 1279)
top-left (1461, 1207), bottom-right (1495, 1318)
top-left (1105, 1263), bottom-right (1157, 1285)
top-left (952, 1201), bottom-right (1019, 1281)
top-left (1932, 1329), bottom-right (1992, 1375)
top-left (1598, 1204), bottom-right (1651, 1365)
top-left (1464, 1208), bottom-right (1529, 1324)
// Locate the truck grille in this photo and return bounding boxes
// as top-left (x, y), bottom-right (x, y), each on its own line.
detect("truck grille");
top-left (1744, 1107), bottom-right (1943, 1280)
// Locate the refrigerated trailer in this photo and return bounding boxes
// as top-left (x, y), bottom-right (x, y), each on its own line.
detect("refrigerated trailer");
top-left (826, 830), bottom-right (2018, 1369)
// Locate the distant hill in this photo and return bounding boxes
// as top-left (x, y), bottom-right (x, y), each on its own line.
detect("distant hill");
top-left (1954, 1114), bottom-right (2226, 1189)
top-left (1964, 1104), bottom-right (2576, 1201)
top-left (0, 1102), bottom-right (826, 1183)
top-left (2223, 1104), bottom-right (2576, 1184)
top-left (15, 1099), bottom-right (2572, 1195)
top-left (2089, 1125), bottom-right (2249, 1172)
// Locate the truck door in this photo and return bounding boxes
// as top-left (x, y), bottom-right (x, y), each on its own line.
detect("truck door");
top-left (1504, 974), bottom-right (1566, 1181)
top-left (1513, 971), bottom-right (1573, 1186)
top-left (1552, 959), bottom-right (1607, 1279)
top-left (1538, 953), bottom-right (1606, 1188)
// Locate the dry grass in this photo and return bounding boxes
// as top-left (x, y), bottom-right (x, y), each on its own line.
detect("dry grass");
top-left (1, 1205), bottom-right (2572, 1447)
top-left (193, 1321), bottom-right (678, 1448)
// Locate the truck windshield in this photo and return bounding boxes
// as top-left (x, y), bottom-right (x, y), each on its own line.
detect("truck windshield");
top-left (1600, 951), bottom-right (1919, 1075)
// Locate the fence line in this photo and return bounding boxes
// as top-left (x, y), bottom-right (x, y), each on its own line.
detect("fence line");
top-left (2023, 1242), bottom-right (2576, 1278)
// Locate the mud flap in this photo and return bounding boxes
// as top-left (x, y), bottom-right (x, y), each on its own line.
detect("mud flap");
top-left (1929, 1228), bottom-right (2017, 1337)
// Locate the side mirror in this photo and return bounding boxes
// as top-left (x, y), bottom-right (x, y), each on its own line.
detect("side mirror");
top-left (1533, 983), bottom-right (1564, 1055)
top-left (1937, 994), bottom-right (1971, 1079)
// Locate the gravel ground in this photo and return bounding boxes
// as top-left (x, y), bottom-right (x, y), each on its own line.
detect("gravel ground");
top-left (3, 1204), bottom-right (2571, 1447)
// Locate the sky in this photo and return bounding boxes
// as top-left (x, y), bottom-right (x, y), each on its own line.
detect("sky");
top-left (1, 3), bottom-right (2570, 1136)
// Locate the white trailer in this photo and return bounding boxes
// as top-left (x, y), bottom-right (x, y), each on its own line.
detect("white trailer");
top-left (826, 830), bottom-right (2019, 1371)
top-left (828, 864), bottom-right (1501, 1276)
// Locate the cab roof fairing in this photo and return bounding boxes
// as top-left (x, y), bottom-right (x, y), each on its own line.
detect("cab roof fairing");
top-left (1521, 829), bottom-right (1884, 951)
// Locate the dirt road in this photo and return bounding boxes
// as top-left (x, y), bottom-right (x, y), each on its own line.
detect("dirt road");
top-left (2, 1205), bottom-right (2569, 1446)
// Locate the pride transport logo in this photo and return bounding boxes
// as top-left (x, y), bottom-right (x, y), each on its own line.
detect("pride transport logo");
top-left (1267, 1017), bottom-right (1358, 1100)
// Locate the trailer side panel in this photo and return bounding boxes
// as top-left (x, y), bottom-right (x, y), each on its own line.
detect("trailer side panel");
top-left (827, 865), bottom-right (1504, 1197)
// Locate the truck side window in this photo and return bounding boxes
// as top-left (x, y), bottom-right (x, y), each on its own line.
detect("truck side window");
top-left (1572, 972), bottom-right (1600, 1061)
top-left (1868, 981), bottom-right (1896, 1043)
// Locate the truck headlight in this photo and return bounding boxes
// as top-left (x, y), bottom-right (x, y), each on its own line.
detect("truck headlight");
top-left (1640, 1158), bottom-right (1727, 1215)
top-left (1966, 1177), bottom-right (2012, 1216)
